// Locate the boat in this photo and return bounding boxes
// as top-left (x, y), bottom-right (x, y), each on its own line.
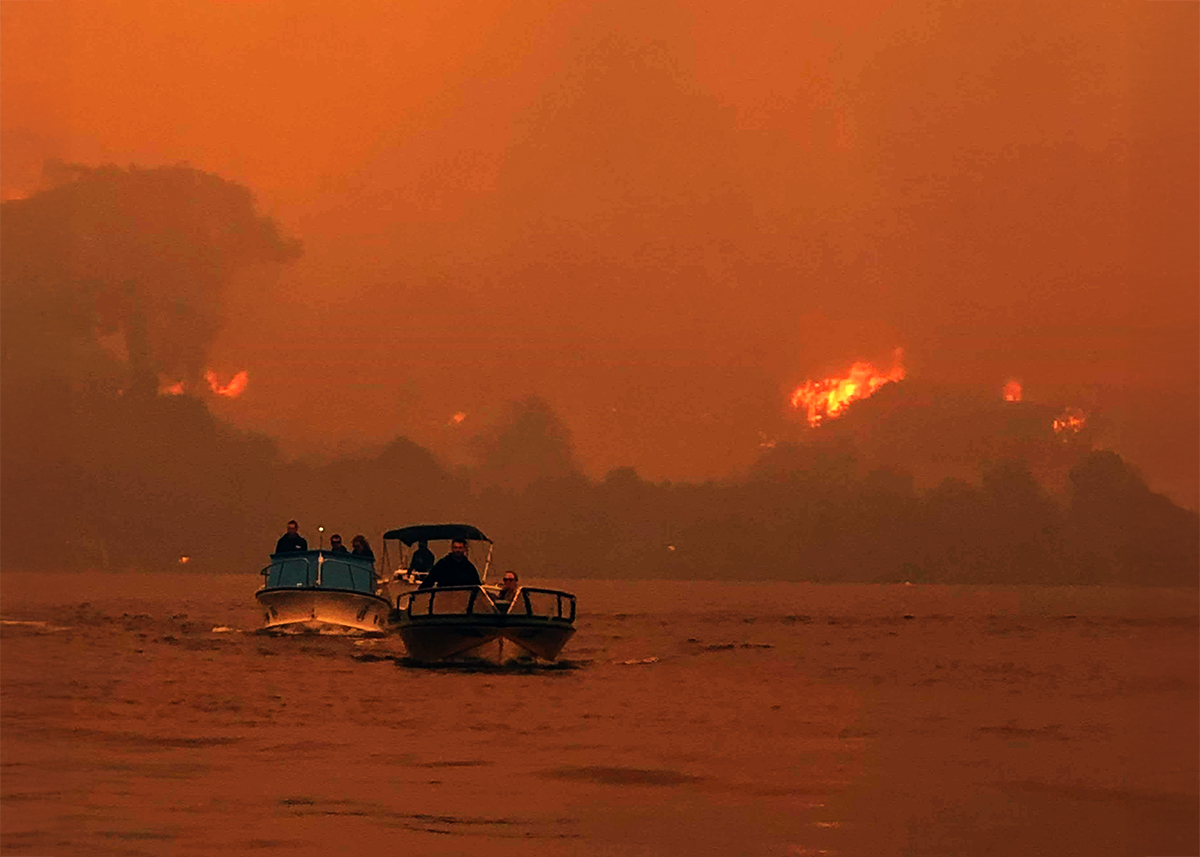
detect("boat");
top-left (256, 549), bottom-right (391, 634)
top-left (382, 523), bottom-right (578, 662)
top-left (396, 584), bottom-right (577, 662)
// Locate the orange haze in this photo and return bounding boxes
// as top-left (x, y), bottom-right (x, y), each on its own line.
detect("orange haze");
top-left (2, 0), bottom-right (1196, 506)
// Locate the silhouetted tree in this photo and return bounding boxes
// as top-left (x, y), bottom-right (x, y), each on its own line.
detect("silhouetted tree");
top-left (472, 395), bottom-right (580, 495)
top-left (2, 162), bottom-right (301, 391)
top-left (1066, 450), bottom-right (1199, 585)
top-left (0, 164), bottom-right (301, 569)
top-left (978, 459), bottom-right (1064, 582)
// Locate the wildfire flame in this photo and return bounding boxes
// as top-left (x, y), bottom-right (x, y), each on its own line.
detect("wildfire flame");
top-left (449, 411), bottom-right (467, 425)
top-left (1003, 380), bottom-right (1022, 402)
top-left (1052, 407), bottom-right (1087, 435)
top-left (205, 370), bottom-right (248, 398)
top-left (158, 379), bottom-right (185, 396)
top-left (790, 352), bottom-right (906, 427)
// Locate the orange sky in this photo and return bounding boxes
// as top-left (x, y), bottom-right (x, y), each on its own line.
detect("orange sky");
top-left (3, 0), bottom-right (1197, 504)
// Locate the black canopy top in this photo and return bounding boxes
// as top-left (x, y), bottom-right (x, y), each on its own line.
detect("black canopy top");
top-left (382, 523), bottom-right (490, 546)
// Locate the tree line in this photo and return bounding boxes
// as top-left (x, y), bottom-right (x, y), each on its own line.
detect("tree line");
top-left (2, 164), bottom-right (1195, 585)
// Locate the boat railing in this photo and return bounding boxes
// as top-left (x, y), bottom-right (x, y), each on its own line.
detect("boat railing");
top-left (398, 580), bottom-right (576, 619)
top-left (402, 586), bottom-right (575, 622)
top-left (405, 586), bottom-right (497, 617)
top-left (510, 588), bottom-right (576, 623)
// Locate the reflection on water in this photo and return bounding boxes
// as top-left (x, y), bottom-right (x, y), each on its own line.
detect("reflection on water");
top-left (1, 574), bottom-right (1197, 857)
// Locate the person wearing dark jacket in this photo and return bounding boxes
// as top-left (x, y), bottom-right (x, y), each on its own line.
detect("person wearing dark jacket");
top-left (418, 539), bottom-right (480, 589)
top-left (275, 520), bottom-right (308, 553)
top-left (350, 535), bottom-right (374, 560)
top-left (328, 534), bottom-right (349, 554)
top-left (408, 540), bottom-right (435, 575)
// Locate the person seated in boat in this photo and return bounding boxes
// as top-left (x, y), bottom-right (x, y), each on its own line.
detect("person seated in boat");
top-left (328, 534), bottom-right (349, 554)
top-left (275, 520), bottom-right (308, 554)
top-left (408, 540), bottom-right (435, 576)
top-left (350, 534), bottom-right (374, 560)
top-left (418, 539), bottom-right (480, 589)
top-left (493, 571), bottom-right (519, 612)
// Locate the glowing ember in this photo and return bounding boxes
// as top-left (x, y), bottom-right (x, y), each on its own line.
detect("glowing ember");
top-left (450, 411), bottom-right (467, 425)
top-left (205, 370), bottom-right (248, 398)
top-left (178, 556), bottom-right (191, 564)
top-left (158, 379), bottom-right (185, 396)
top-left (1003, 380), bottom-right (1022, 402)
top-left (1052, 407), bottom-right (1087, 435)
top-left (790, 352), bottom-right (906, 427)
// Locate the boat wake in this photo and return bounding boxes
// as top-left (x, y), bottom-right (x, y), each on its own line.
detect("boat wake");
top-left (358, 654), bottom-right (589, 673)
top-left (255, 624), bottom-right (383, 637)
top-left (1, 618), bottom-right (71, 632)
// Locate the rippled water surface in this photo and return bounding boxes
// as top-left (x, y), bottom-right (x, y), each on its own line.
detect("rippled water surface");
top-left (2, 574), bottom-right (1197, 856)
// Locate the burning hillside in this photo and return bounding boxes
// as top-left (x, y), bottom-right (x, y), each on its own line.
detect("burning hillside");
top-left (205, 370), bottom-right (248, 399)
top-left (1053, 407), bottom-right (1087, 436)
top-left (791, 351), bottom-right (906, 426)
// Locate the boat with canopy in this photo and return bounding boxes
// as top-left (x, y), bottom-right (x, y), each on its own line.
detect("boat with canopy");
top-left (381, 523), bottom-right (493, 588)
top-left (381, 523), bottom-right (577, 661)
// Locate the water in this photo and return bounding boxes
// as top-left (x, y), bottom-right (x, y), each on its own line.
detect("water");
top-left (2, 574), bottom-right (1197, 856)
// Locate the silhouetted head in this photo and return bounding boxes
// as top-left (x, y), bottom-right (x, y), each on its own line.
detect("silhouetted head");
top-left (450, 539), bottom-right (468, 555)
top-left (286, 520), bottom-right (299, 535)
top-left (500, 571), bottom-right (518, 593)
top-left (329, 534), bottom-right (343, 548)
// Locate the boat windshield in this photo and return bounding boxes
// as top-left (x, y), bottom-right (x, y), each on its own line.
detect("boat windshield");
top-left (263, 550), bottom-right (376, 594)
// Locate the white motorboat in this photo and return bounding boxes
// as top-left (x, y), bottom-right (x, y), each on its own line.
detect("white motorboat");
top-left (256, 550), bottom-right (391, 634)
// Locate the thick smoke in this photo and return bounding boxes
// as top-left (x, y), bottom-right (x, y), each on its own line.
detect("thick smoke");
top-left (1, 164), bottom-right (301, 569)
top-left (1, 165), bottom-right (1194, 584)
top-left (1, 162), bottom-right (301, 392)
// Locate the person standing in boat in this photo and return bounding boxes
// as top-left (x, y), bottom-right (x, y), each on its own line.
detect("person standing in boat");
top-left (350, 535), bottom-right (374, 560)
top-left (328, 534), bottom-right (349, 554)
top-left (275, 520), bottom-right (308, 554)
top-left (419, 539), bottom-right (480, 589)
top-left (408, 540), bottom-right (435, 576)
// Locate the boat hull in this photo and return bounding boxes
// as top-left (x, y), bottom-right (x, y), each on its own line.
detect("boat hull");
top-left (395, 585), bottom-right (578, 662)
top-left (397, 615), bottom-right (576, 662)
top-left (256, 587), bottom-right (391, 634)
